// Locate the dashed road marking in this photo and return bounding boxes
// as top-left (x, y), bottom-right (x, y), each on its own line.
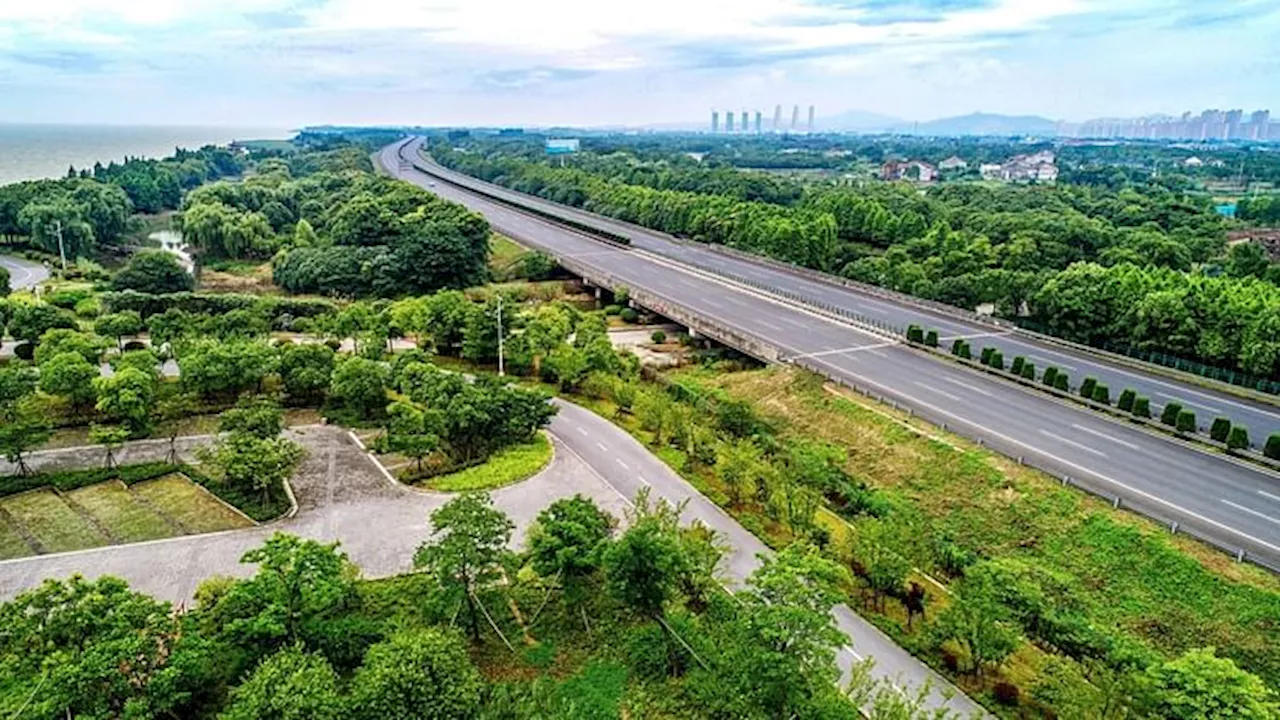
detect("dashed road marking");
top-left (912, 381), bottom-right (962, 402)
top-left (1038, 429), bottom-right (1108, 458)
top-left (1222, 500), bottom-right (1280, 527)
top-left (1071, 423), bottom-right (1139, 450)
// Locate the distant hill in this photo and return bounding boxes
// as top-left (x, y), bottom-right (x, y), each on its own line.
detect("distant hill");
top-left (910, 112), bottom-right (1060, 137)
top-left (820, 109), bottom-right (904, 132)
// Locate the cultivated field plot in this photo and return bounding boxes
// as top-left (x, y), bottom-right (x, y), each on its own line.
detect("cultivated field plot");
top-left (0, 474), bottom-right (252, 560)
top-left (130, 475), bottom-right (252, 535)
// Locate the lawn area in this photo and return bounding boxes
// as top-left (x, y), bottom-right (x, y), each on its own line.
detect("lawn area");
top-left (67, 481), bottom-right (175, 544)
top-left (1, 491), bottom-right (108, 554)
top-left (422, 433), bottom-right (553, 492)
top-left (488, 233), bottom-right (531, 278)
top-left (686, 366), bottom-right (1280, 691)
top-left (131, 474), bottom-right (254, 534)
top-left (0, 516), bottom-right (35, 560)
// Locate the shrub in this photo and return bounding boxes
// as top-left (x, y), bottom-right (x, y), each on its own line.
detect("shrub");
top-left (619, 308), bottom-right (638, 323)
top-left (1209, 417), bottom-right (1232, 443)
top-left (1079, 376), bottom-right (1097, 400)
top-left (1091, 383), bottom-right (1110, 405)
top-left (603, 304), bottom-right (622, 316)
top-left (650, 330), bottom-right (667, 344)
top-left (1054, 373), bottom-right (1069, 392)
top-left (958, 342), bottom-right (971, 360)
top-left (1020, 362), bottom-right (1035, 380)
top-left (1117, 388), bottom-right (1136, 412)
top-left (324, 338), bottom-right (342, 351)
top-left (1175, 409), bottom-right (1196, 433)
top-left (1133, 396), bottom-right (1151, 418)
top-left (951, 339), bottom-right (965, 356)
top-left (1266, 433), bottom-right (1280, 460)
top-left (924, 329), bottom-right (938, 347)
top-left (1010, 356), bottom-right (1025, 376)
top-left (907, 324), bottom-right (924, 343)
top-left (1160, 401), bottom-right (1183, 426)
top-left (1042, 367), bottom-right (1058, 387)
top-left (989, 351), bottom-right (1004, 371)
top-left (993, 682), bottom-right (1021, 706)
top-left (1227, 425), bottom-right (1250, 450)
top-left (13, 343), bottom-right (34, 361)
top-left (980, 347), bottom-right (994, 365)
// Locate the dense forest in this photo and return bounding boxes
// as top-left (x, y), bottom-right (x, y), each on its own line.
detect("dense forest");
top-left (433, 138), bottom-right (1280, 380)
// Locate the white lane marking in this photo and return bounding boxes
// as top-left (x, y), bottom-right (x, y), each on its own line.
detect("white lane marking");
top-left (1039, 429), bottom-right (1108, 458)
top-left (616, 458), bottom-right (630, 470)
top-left (791, 341), bottom-right (899, 360)
top-left (1258, 490), bottom-right (1280, 503)
top-left (758, 319), bottom-right (784, 332)
top-left (1156, 393), bottom-right (1221, 416)
top-left (1071, 423), bottom-right (1139, 450)
top-left (576, 426), bottom-right (588, 436)
top-left (1222, 500), bottom-right (1280, 527)
top-left (941, 375), bottom-right (992, 397)
top-left (912, 381), bottom-right (962, 402)
top-left (637, 475), bottom-right (652, 487)
top-left (864, 348), bottom-right (889, 359)
top-left (799, 352), bottom-right (1280, 555)
top-left (938, 330), bottom-right (1013, 342)
top-left (596, 441), bottom-right (608, 451)
top-left (1027, 354), bottom-right (1077, 372)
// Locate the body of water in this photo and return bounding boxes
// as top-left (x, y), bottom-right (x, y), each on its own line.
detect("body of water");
top-left (0, 124), bottom-right (290, 187)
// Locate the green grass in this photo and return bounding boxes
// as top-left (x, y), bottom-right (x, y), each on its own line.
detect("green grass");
top-left (67, 482), bottom-right (175, 544)
top-left (131, 474), bottom-right (254, 534)
top-left (0, 516), bottom-right (35, 560)
top-left (1, 491), bottom-right (108, 554)
top-left (489, 233), bottom-right (531, 273)
top-left (424, 433), bottom-right (553, 492)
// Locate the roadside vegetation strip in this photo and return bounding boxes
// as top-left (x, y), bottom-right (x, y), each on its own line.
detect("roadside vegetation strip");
top-left (1, 490), bottom-right (109, 555)
top-left (131, 474), bottom-right (254, 535)
top-left (67, 481), bottom-right (181, 544)
top-left (423, 432), bottom-right (553, 492)
top-left (0, 512), bottom-right (38, 559)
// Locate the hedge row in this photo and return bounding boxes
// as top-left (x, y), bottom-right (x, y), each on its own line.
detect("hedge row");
top-left (102, 290), bottom-right (339, 320)
top-left (0, 462), bottom-right (181, 499)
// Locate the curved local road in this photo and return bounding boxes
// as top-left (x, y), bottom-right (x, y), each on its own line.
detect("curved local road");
top-left (0, 401), bottom-right (984, 715)
top-left (1, 253), bottom-right (49, 290)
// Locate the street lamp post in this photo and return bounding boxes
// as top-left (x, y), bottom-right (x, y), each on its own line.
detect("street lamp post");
top-left (496, 294), bottom-right (505, 377)
top-left (53, 220), bottom-right (67, 273)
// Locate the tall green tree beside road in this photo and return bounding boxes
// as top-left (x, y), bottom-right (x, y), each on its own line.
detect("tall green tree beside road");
top-left (414, 492), bottom-right (514, 642)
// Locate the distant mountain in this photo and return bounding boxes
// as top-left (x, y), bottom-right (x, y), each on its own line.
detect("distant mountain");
top-left (909, 112), bottom-right (1060, 137)
top-left (820, 109), bottom-right (905, 132)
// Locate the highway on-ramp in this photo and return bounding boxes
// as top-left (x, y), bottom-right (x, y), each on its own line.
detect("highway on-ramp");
top-left (409, 140), bottom-right (1280, 441)
top-left (0, 253), bottom-right (49, 290)
top-left (382, 139), bottom-right (1280, 573)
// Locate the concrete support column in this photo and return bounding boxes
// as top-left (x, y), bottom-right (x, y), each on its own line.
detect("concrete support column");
top-left (594, 287), bottom-right (602, 300)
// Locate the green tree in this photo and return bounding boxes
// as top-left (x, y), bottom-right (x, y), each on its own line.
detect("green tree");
top-left (0, 411), bottom-right (52, 475)
top-left (94, 310), bottom-right (145, 350)
top-left (603, 514), bottom-right (684, 619)
top-left (89, 424), bottom-right (131, 469)
top-left (0, 576), bottom-right (209, 720)
top-left (33, 327), bottom-right (103, 365)
top-left (931, 570), bottom-right (1022, 677)
top-left (716, 437), bottom-right (762, 506)
top-left (527, 495), bottom-right (615, 619)
top-left (219, 647), bottom-right (344, 720)
top-left (279, 343), bottom-right (335, 404)
top-left (348, 630), bottom-right (483, 720)
top-left (219, 397), bottom-right (286, 440)
top-left (414, 492), bottom-right (514, 642)
top-left (112, 250), bottom-right (194, 294)
top-left (1146, 648), bottom-right (1279, 720)
top-left (197, 432), bottom-right (304, 504)
top-left (155, 391), bottom-right (198, 463)
top-left (385, 400), bottom-right (442, 474)
top-left (180, 339), bottom-right (278, 399)
top-left (38, 351), bottom-right (99, 407)
top-left (206, 534), bottom-right (358, 656)
top-left (329, 355), bottom-right (388, 421)
top-left (7, 303), bottom-right (76, 343)
top-left (94, 365), bottom-right (157, 433)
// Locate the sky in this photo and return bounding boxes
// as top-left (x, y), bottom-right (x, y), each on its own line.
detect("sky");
top-left (1, 0), bottom-right (1278, 128)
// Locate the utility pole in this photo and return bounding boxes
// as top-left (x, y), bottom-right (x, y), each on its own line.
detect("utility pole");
top-left (53, 220), bottom-right (67, 274)
top-left (496, 294), bottom-right (505, 377)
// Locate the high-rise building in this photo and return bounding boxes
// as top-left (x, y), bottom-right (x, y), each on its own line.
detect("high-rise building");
top-left (711, 110), bottom-right (719, 134)
top-left (773, 104), bottom-right (783, 132)
top-left (1226, 109), bottom-right (1244, 140)
top-left (742, 109), bottom-right (749, 133)
top-left (1250, 110), bottom-right (1270, 140)
top-left (726, 112), bottom-right (735, 133)
top-left (755, 111), bottom-right (762, 134)
top-left (807, 105), bottom-right (815, 133)
top-left (791, 105), bottom-right (800, 131)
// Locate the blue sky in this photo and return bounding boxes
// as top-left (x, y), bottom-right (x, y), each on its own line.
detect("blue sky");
top-left (0, 0), bottom-right (1278, 128)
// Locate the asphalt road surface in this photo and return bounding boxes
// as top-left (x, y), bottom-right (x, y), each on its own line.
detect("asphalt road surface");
top-left (380, 139), bottom-right (1280, 572)
top-left (0, 404), bottom-right (986, 717)
top-left (0, 253), bottom-right (49, 290)
top-left (408, 140), bottom-right (1280, 442)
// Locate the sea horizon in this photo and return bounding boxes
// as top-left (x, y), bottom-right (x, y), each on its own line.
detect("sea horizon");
top-left (0, 123), bottom-right (293, 187)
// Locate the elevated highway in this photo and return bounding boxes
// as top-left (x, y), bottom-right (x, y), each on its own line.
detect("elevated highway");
top-left (381, 139), bottom-right (1280, 573)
